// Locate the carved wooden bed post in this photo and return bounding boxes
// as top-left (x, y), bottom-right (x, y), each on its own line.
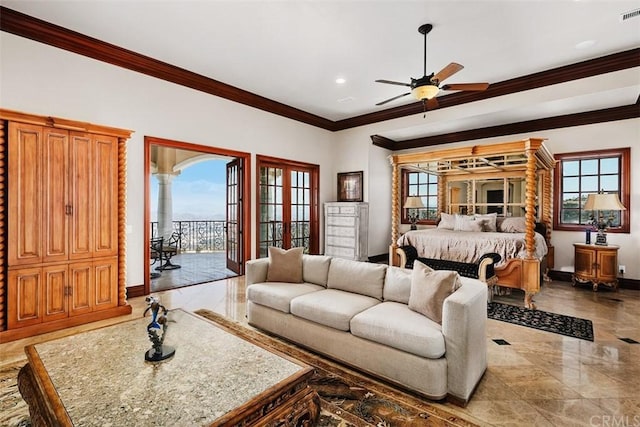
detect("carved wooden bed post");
top-left (522, 144), bottom-right (540, 309)
top-left (389, 156), bottom-right (400, 266)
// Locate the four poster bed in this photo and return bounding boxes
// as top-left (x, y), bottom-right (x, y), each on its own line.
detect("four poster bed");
top-left (388, 138), bottom-right (556, 309)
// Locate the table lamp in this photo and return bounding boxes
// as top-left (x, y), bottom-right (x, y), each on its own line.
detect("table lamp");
top-left (584, 191), bottom-right (626, 245)
top-left (404, 196), bottom-right (424, 230)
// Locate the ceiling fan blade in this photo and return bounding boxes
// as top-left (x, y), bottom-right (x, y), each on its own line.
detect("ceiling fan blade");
top-left (432, 62), bottom-right (464, 83)
top-left (441, 83), bottom-right (489, 91)
top-left (426, 97), bottom-right (439, 109)
top-left (376, 92), bottom-right (411, 106)
top-left (375, 79), bottom-right (411, 87)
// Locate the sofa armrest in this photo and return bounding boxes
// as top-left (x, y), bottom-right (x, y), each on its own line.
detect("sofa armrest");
top-left (441, 279), bottom-right (487, 404)
top-left (396, 245), bottom-right (418, 268)
top-left (476, 253), bottom-right (501, 283)
top-left (245, 258), bottom-right (269, 286)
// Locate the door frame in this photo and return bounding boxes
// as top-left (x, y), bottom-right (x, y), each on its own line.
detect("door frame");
top-left (143, 136), bottom-right (251, 295)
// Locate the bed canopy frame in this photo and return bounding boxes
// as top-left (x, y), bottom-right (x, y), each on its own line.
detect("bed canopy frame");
top-left (388, 138), bottom-right (556, 309)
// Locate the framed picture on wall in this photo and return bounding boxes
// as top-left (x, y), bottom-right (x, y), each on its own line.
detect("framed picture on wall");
top-left (337, 171), bottom-right (363, 202)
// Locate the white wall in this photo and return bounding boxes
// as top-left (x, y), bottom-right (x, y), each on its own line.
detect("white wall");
top-left (0, 33), bottom-right (336, 287)
top-left (2, 32), bottom-right (638, 283)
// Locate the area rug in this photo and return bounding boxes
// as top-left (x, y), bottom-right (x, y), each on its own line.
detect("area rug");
top-left (487, 302), bottom-right (594, 341)
top-left (194, 309), bottom-right (479, 427)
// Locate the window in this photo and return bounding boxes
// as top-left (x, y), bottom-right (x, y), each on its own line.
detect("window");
top-left (401, 169), bottom-right (438, 224)
top-left (554, 148), bottom-right (630, 233)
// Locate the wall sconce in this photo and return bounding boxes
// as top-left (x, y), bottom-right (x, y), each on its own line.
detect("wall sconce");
top-left (584, 191), bottom-right (626, 245)
top-left (404, 196), bottom-right (424, 230)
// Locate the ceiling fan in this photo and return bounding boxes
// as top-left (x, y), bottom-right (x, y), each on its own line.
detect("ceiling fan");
top-left (375, 23), bottom-right (489, 109)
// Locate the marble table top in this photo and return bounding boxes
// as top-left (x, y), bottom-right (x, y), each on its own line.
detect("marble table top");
top-left (31, 309), bottom-right (304, 426)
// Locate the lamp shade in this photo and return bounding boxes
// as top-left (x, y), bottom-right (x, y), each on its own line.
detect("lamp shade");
top-left (412, 85), bottom-right (439, 100)
top-left (583, 193), bottom-right (626, 211)
top-left (404, 196), bottom-right (425, 209)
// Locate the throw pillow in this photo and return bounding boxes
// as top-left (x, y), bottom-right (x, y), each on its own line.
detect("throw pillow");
top-left (458, 218), bottom-right (485, 232)
top-left (499, 216), bottom-right (527, 233)
top-left (266, 246), bottom-right (304, 283)
top-left (453, 214), bottom-right (477, 231)
top-left (408, 261), bottom-right (462, 324)
top-left (474, 212), bottom-right (498, 232)
top-left (437, 212), bottom-right (455, 230)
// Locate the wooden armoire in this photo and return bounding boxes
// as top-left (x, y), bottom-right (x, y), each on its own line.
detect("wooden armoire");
top-left (0, 109), bottom-right (133, 341)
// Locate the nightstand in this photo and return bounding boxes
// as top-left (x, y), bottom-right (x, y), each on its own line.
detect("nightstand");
top-left (573, 243), bottom-right (619, 291)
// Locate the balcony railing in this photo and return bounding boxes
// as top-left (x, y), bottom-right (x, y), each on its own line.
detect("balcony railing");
top-left (151, 220), bottom-right (226, 253)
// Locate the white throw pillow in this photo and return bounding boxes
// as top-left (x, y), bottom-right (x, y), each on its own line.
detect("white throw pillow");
top-left (437, 212), bottom-right (455, 230)
top-left (453, 214), bottom-right (477, 231)
top-left (474, 213), bottom-right (498, 232)
top-left (499, 216), bottom-right (527, 233)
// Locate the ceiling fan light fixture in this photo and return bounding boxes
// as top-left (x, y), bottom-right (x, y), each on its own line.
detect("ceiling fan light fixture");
top-left (412, 84), bottom-right (439, 100)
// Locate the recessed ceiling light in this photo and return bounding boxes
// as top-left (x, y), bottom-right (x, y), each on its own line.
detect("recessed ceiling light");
top-left (335, 77), bottom-right (346, 84)
top-left (575, 40), bottom-right (596, 49)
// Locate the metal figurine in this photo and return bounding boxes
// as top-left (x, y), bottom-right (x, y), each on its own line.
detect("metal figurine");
top-left (143, 296), bottom-right (175, 362)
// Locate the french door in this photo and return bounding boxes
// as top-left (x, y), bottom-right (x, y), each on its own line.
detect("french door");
top-left (257, 156), bottom-right (319, 258)
top-left (226, 158), bottom-right (243, 274)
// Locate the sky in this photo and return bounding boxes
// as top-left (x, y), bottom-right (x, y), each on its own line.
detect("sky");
top-left (150, 159), bottom-right (228, 221)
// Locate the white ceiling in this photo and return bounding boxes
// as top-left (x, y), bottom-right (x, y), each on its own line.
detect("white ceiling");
top-left (2, 0), bottom-right (639, 138)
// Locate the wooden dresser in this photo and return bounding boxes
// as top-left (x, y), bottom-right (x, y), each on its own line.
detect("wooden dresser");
top-left (0, 109), bottom-right (133, 341)
top-left (324, 202), bottom-right (369, 261)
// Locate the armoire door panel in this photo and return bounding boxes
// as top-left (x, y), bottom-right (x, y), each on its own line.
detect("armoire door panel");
top-left (94, 258), bottom-right (117, 310)
top-left (93, 135), bottom-right (118, 256)
top-left (8, 267), bottom-right (43, 329)
top-left (69, 132), bottom-right (94, 259)
top-left (69, 262), bottom-right (93, 316)
top-left (43, 128), bottom-right (70, 263)
top-left (8, 122), bottom-right (43, 266)
top-left (43, 265), bottom-right (68, 322)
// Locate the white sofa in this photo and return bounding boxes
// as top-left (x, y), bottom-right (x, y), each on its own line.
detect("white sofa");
top-left (245, 255), bottom-right (487, 405)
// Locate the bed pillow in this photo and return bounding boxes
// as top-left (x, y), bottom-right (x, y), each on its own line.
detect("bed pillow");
top-left (437, 212), bottom-right (456, 230)
top-left (457, 218), bottom-right (485, 232)
top-left (453, 214), bottom-right (480, 232)
top-left (408, 261), bottom-right (462, 324)
top-left (499, 216), bottom-right (527, 233)
top-left (266, 247), bottom-right (304, 283)
top-left (474, 213), bottom-right (498, 232)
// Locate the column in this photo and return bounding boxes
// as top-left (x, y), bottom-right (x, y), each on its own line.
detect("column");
top-left (156, 173), bottom-right (175, 241)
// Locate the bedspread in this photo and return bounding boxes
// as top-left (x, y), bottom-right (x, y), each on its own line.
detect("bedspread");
top-left (397, 228), bottom-right (548, 267)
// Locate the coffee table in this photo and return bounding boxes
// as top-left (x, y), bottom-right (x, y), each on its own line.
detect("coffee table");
top-left (18, 309), bottom-right (319, 426)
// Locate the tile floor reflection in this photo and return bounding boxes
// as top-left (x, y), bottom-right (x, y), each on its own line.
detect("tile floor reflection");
top-left (1, 278), bottom-right (638, 426)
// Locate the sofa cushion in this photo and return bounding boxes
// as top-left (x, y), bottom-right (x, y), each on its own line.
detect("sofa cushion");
top-left (302, 255), bottom-right (331, 287)
top-left (409, 261), bottom-right (462, 324)
top-left (246, 283), bottom-right (324, 313)
top-left (267, 247), bottom-right (303, 283)
top-left (382, 266), bottom-right (412, 304)
top-left (351, 302), bottom-right (445, 359)
top-left (326, 258), bottom-right (387, 300)
top-left (290, 289), bottom-right (379, 331)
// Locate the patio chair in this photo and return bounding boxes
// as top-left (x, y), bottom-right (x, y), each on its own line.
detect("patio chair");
top-left (156, 232), bottom-right (182, 271)
top-left (150, 237), bottom-right (164, 278)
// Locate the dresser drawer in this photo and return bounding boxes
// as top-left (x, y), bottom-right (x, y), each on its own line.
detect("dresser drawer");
top-left (327, 216), bottom-right (355, 227)
top-left (326, 226), bottom-right (355, 237)
top-left (326, 236), bottom-right (356, 248)
top-left (326, 205), bottom-right (357, 215)
top-left (325, 246), bottom-right (355, 259)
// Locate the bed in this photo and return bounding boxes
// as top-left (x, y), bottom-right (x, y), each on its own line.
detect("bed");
top-left (388, 138), bottom-right (556, 309)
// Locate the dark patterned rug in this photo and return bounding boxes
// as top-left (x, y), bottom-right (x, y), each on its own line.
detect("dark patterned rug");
top-left (487, 302), bottom-right (594, 341)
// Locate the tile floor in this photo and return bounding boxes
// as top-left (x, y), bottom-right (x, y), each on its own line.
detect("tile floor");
top-left (1, 278), bottom-right (639, 426)
top-left (151, 252), bottom-right (237, 292)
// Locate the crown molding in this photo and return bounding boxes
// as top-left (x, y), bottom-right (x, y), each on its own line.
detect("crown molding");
top-left (372, 103), bottom-right (640, 150)
top-left (0, 6), bottom-right (335, 130)
top-left (1, 6), bottom-right (638, 135)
